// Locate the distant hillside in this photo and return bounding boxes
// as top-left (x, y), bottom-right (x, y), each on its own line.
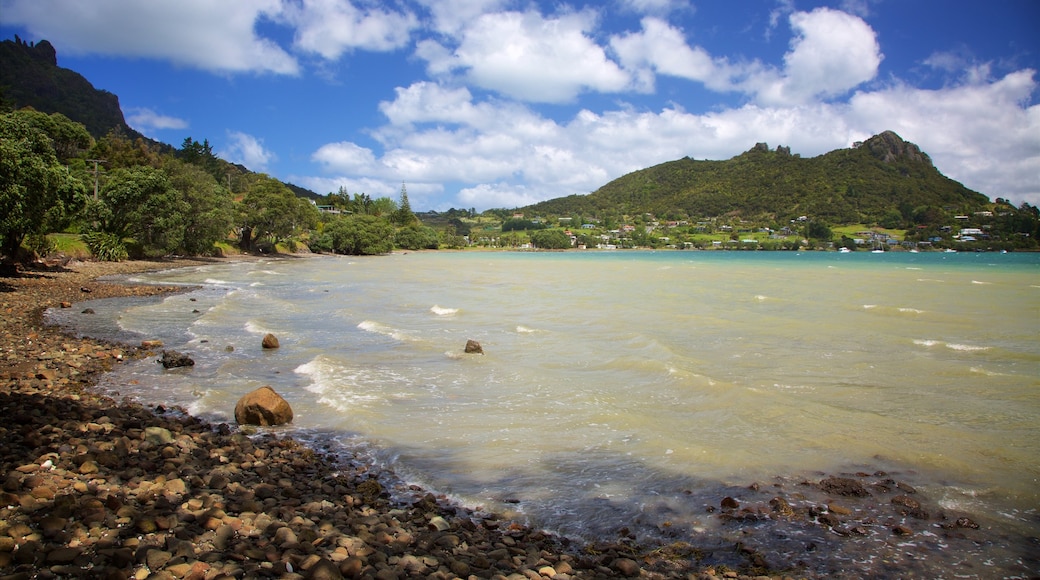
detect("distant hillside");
top-left (524, 131), bottom-right (990, 224)
top-left (0, 36), bottom-right (139, 140)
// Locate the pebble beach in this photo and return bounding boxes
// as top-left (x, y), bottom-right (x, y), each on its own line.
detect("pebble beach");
top-left (0, 257), bottom-right (785, 580)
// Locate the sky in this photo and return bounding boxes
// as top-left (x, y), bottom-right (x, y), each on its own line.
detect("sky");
top-left (2, 0), bottom-right (1038, 212)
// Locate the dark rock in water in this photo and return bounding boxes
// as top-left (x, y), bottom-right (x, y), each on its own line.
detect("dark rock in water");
top-left (818, 476), bottom-right (870, 497)
top-left (158, 350), bottom-right (194, 369)
top-left (464, 339), bottom-right (483, 354)
top-left (769, 497), bottom-right (794, 516)
top-left (721, 496), bottom-right (740, 509)
top-left (81, 308), bottom-right (95, 314)
top-left (262, 333), bottom-right (280, 349)
top-left (891, 494), bottom-right (929, 519)
top-left (957, 517), bottom-right (979, 529)
top-left (234, 386), bottom-right (293, 426)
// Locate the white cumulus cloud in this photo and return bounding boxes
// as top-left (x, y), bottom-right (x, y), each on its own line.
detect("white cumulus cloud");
top-left (418, 9), bottom-right (630, 103)
top-left (285, 0), bottom-right (418, 59)
top-left (125, 108), bottom-right (188, 136)
top-left (754, 8), bottom-right (883, 105)
top-left (219, 131), bottom-right (276, 172)
top-left (1, 0), bottom-right (299, 74)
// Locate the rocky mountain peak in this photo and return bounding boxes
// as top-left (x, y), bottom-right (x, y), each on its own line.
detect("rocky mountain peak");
top-left (864, 130), bottom-right (932, 165)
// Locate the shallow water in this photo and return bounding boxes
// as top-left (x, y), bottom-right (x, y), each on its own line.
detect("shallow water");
top-left (51, 251), bottom-right (1040, 576)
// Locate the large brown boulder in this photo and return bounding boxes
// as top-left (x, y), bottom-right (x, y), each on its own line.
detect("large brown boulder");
top-left (234, 386), bottom-right (293, 426)
top-left (262, 333), bottom-right (280, 349)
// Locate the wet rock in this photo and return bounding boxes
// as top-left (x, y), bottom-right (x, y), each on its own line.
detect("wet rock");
top-left (818, 476), bottom-right (870, 497)
top-left (81, 308), bottom-right (95, 314)
top-left (158, 350), bottom-right (194, 369)
top-left (141, 340), bottom-right (163, 348)
top-left (891, 495), bottom-right (929, 519)
top-left (720, 496), bottom-right (740, 509)
top-left (613, 558), bottom-right (641, 576)
top-left (955, 516), bottom-right (980, 529)
top-left (464, 339), bottom-right (483, 354)
top-left (262, 333), bottom-right (280, 349)
top-left (769, 497), bottom-right (793, 516)
top-left (234, 386), bottom-right (293, 426)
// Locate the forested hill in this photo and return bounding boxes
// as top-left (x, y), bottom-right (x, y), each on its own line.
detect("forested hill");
top-left (524, 131), bottom-right (990, 224)
top-left (0, 36), bottom-right (138, 140)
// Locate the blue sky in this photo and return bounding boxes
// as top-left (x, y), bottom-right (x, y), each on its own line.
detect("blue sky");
top-left (2, 0), bottom-right (1038, 212)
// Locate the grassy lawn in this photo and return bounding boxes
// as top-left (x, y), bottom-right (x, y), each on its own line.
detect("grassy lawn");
top-left (47, 233), bottom-right (91, 259)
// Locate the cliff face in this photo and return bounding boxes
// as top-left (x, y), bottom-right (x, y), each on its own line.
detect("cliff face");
top-left (865, 130), bottom-right (932, 165)
top-left (0, 36), bottom-right (134, 139)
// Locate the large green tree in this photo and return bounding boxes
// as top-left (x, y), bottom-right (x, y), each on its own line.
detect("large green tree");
top-left (530, 228), bottom-right (573, 249)
top-left (86, 166), bottom-right (188, 256)
top-left (237, 174), bottom-right (319, 251)
top-left (164, 159), bottom-right (235, 255)
top-left (320, 214), bottom-right (394, 255)
top-left (0, 110), bottom-right (85, 261)
top-left (394, 223), bottom-right (440, 250)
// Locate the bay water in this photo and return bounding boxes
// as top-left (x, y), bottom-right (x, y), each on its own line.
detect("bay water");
top-left (51, 250), bottom-right (1040, 576)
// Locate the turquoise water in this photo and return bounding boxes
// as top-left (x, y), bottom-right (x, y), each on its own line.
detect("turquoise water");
top-left (54, 250), bottom-right (1040, 576)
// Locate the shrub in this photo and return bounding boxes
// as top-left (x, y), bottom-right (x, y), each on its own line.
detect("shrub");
top-left (82, 232), bottom-right (128, 262)
top-left (24, 233), bottom-right (55, 257)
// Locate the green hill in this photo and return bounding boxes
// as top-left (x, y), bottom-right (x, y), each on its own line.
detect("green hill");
top-left (524, 132), bottom-right (990, 225)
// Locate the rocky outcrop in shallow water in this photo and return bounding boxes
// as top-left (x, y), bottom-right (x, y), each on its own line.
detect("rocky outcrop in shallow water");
top-left (234, 385), bottom-right (294, 426)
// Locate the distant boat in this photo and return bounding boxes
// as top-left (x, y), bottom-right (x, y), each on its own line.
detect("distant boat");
top-left (839, 247), bottom-right (852, 253)
top-left (871, 248), bottom-right (885, 253)
top-left (945, 248), bottom-right (958, 253)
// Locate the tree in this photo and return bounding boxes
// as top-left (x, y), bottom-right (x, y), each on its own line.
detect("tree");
top-left (14, 109), bottom-right (92, 162)
top-left (237, 174), bottom-right (318, 251)
top-left (394, 224), bottom-right (440, 250)
top-left (530, 229), bottom-right (572, 249)
top-left (322, 214), bottom-right (394, 255)
top-left (163, 159), bottom-right (234, 255)
top-left (804, 220), bottom-right (833, 241)
top-left (439, 224), bottom-right (467, 249)
top-left (369, 196), bottom-right (397, 217)
top-left (0, 111), bottom-right (85, 261)
top-left (86, 166), bottom-right (188, 256)
top-left (392, 183), bottom-right (418, 226)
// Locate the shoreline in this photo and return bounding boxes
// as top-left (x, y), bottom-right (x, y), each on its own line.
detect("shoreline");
top-left (2, 256), bottom-right (761, 579)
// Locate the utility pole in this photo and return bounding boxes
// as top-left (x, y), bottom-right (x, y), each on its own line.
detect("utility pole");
top-left (86, 159), bottom-right (106, 199)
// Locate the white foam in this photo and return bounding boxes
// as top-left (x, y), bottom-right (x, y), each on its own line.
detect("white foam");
top-left (755, 295), bottom-right (768, 301)
top-left (244, 320), bottom-right (272, 335)
top-left (971, 280), bottom-right (991, 285)
top-left (358, 320), bottom-right (414, 341)
top-left (913, 339), bottom-right (941, 347)
top-left (516, 325), bottom-right (540, 334)
top-left (946, 343), bottom-right (990, 352)
top-left (430, 305), bottom-right (458, 316)
top-left (862, 304), bottom-right (877, 309)
top-left (204, 278), bottom-right (230, 285)
top-left (898, 307), bottom-right (925, 314)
